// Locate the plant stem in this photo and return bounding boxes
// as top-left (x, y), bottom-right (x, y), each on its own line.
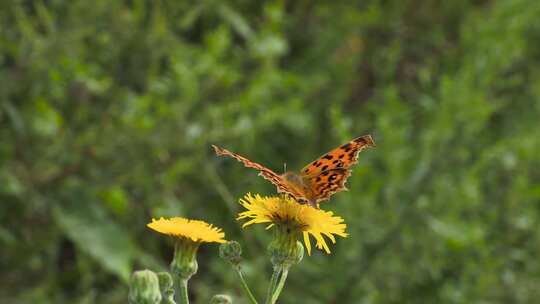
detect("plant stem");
top-left (270, 266), bottom-right (289, 304)
top-left (235, 266), bottom-right (259, 304)
top-left (265, 266), bottom-right (282, 304)
top-left (179, 279), bottom-right (189, 304)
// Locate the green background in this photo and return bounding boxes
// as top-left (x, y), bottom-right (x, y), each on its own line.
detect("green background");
top-left (1, 0), bottom-right (539, 303)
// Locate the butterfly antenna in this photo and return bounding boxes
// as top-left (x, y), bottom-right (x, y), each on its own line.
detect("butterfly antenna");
top-left (283, 162), bottom-right (287, 173)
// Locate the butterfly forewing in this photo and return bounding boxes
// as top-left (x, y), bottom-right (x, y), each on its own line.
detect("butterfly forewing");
top-left (212, 145), bottom-right (306, 200)
top-left (300, 135), bottom-right (375, 177)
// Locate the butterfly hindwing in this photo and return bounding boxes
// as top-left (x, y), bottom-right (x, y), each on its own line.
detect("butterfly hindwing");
top-left (301, 135), bottom-right (375, 177)
top-left (212, 145), bottom-right (306, 200)
top-left (308, 168), bottom-right (351, 203)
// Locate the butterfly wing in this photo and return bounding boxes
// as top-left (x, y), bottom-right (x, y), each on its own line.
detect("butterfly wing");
top-left (301, 135), bottom-right (375, 203)
top-left (307, 169), bottom-right (351, 203)
top-left (212, 145), bottom-right (306, 200)
top-left (301, 135), bottom-right (375, 176)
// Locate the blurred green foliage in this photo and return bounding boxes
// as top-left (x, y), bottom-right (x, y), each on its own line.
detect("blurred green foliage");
top-left (1, 0), bottom-right (540, 303)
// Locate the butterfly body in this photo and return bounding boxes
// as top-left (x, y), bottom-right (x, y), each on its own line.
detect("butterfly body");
top-left (282, 172), bottom-right (305, 187)
top-left (213, 135), bottom-right (375, 208)
top-left (281, 172), bottom-right (314, 204)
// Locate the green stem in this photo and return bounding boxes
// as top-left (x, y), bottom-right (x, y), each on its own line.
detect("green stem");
top-left (270, 266), bottom-right (289, 304)
top-left (234, 266), bottom-right (259, 304)
top-left (179, 279), bottom-right (189, 304)
top-left (264, 266), bottom-right (282, 304)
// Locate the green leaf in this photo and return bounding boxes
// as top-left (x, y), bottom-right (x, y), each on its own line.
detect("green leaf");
top-left (53, 201), bottom-right (137, 282)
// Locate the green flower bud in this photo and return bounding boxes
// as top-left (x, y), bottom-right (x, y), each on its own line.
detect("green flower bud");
top-left (157, 272), bottom-right (175, 304)
top-left (128, 270), bottom-right (162, 304)
top-left (157, 271), bottom-right (173, 290)
top-left (170, 239), bottom-right (199, 281)
top-left (269, 225), bottom-right (304, 267)
top-left (210, 294), bottom-right (232, 304)
top-left (219, 241), bottom-right (242, 266)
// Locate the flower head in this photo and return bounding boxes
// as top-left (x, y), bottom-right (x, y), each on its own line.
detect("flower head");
top-left (237, 193), bottom-right (348, 255)
top-left (147, 217), bottom-right (226, 243)
top-left (148, 217), bottom-right (226, 280)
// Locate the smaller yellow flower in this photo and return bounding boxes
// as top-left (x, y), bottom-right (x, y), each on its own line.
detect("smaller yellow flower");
top-left (238, 193), bottom-right (348, 255)
top-left (147, 217), bottom-right (226, 243)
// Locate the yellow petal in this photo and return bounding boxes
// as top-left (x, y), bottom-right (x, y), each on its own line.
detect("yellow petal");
top-left (147, 217), bottom-right (226, 243)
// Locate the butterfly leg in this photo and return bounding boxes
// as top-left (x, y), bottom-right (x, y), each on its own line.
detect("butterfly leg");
top-left (308, 199), bottom-right (319, 209)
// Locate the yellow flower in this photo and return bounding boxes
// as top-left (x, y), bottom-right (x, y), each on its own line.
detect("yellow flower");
top-left (237, 193), bottom-right (348, 255)
top-left (147, 217), bottom-right (226, 244)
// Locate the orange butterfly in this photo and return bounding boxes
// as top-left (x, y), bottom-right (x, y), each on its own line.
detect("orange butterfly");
top-left (212, 135), bottom-right (375, 208)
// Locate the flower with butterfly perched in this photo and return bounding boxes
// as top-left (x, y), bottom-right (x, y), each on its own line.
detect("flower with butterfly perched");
top-left (237, 193), bottom-right (348, 256)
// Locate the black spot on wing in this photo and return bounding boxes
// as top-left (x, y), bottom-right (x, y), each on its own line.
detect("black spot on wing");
top-left (354, 136), bottom-right (370, 145)
top-left (340, 143), bottom-right (352, 150)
